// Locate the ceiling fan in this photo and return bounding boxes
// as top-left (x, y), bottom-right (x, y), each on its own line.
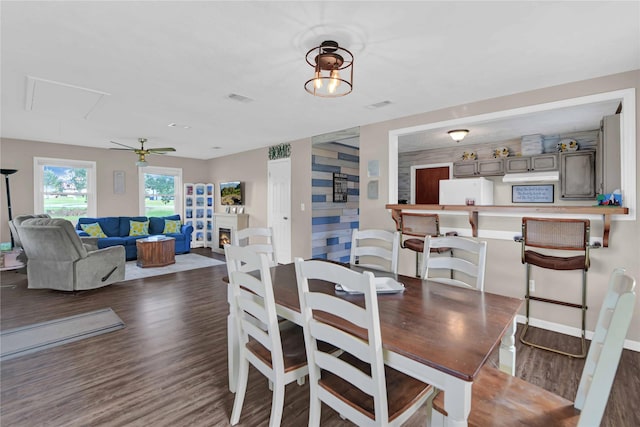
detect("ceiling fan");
top-left (110, 138), bottom-right (176, 167)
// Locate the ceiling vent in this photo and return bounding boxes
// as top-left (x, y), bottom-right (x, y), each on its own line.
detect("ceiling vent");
top-left (366, 100), bottom-right (393, 110)
top-left (227, 93), bottom-right (253, 103)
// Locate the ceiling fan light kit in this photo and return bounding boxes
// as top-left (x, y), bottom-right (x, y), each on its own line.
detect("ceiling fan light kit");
top-left (305, 40), bottom-right (353, 98)
top-left (448, 129), bottom-right (469, 142)
top-left (110, 138), bottom-right (176, 167)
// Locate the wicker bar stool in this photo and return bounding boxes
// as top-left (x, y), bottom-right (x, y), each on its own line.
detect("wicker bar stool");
top-left (398, 212), bottom-right (454, 277)
top-left (519, 217), bottom-right (591, 358)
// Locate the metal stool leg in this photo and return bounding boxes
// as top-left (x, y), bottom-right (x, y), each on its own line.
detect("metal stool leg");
top-left (519, 263), bottom-right (588, 358)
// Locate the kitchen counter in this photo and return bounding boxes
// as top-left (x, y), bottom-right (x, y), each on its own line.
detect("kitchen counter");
top-left (385, 204), bottom-right (629, 247)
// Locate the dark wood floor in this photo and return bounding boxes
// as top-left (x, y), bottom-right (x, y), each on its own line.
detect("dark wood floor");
top-left (1, 248), bottom-right (638, 426)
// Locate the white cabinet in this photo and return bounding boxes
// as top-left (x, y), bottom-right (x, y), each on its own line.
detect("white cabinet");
top-left (184, 183), bottom-right (214, 248)
top-left (213, 213), bottom-right (249, 254)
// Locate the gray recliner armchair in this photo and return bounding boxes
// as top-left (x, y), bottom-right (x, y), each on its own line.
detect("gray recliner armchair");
top-left (16, 218), bottom-right (125, 291)
top-left (8, 214), bottom-right (51, 264)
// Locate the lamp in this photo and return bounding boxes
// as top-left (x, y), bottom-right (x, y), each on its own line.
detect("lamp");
top-left (305, 40), bottom-right (353, 98)
top-left (1, 168), bottom-right (18, 248)
top-left (448, 129), bottom-right (469, 142)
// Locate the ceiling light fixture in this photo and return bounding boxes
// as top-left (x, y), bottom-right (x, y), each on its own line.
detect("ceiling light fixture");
top-left (305, 40), bottom-right (353, 98)
top-left (448, 129), bottom-right (469, 142)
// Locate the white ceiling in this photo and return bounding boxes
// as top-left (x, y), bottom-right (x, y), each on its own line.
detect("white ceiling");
top-left (1, 1), bottom-right (639, 160)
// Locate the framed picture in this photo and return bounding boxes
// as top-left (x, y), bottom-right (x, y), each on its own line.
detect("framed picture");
top-left (333, 173), bottom-right (348, 203)
top-left (231, 207), bottom-right (237, 214)
top-left (238, 207), bottom-right (245, 214)
top-left (225, 206), bottom-right (230, 213)
top-left (512, 185), bottom-right (554, 203)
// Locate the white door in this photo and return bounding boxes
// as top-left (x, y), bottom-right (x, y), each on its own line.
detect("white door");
top-left (268, 158), bottom-right (292, 264)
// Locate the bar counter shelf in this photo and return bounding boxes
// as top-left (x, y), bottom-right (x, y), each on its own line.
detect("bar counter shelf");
top-left (385, 204), bottom-right (629, 247)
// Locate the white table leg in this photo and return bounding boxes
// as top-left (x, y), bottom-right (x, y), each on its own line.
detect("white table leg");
top-left (443, 377), bottom-right (472, 427)
top-left (227, 287), bottom-right (238, 393)
top-left (499, 316), bottom-right (517, 375)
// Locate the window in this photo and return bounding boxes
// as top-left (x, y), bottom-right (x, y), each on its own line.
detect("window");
top-left (34, 157), bottom-right (97, 223)
top-left (138, 166), bottom-right (182, 217)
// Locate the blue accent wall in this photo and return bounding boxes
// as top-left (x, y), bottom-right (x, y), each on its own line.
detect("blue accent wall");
top-left (312, 140), bottom-right (359, 261)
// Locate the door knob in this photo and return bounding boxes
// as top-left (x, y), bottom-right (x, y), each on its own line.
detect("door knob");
top-left (283, 217), bottom-right (288, 220)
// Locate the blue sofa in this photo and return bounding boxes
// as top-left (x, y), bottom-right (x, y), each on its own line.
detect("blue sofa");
top-left (75, 215), bottom-right (193, 261)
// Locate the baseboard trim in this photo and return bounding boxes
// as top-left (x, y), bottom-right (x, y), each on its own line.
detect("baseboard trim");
top-left (516, 315), bottom-right (640, 353)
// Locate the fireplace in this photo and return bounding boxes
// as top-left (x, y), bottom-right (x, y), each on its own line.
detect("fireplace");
top-left (219, 228), bottom-right (231, 249)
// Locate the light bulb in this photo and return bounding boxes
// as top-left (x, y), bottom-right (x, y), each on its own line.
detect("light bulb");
top-left (313, 70), bottom-right (323, 89)
top-left (328, 69), bottom-right (340, 93)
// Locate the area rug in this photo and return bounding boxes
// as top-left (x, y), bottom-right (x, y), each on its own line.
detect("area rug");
top-left (124, 253), bottom-right (225, 281)
top-left (0, 308), bottom-right (124, 361)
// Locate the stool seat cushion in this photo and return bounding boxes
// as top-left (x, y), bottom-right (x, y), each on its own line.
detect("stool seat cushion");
top-left (403, 238), bottom-right (424, 252)
top-left (524, 250), bottom-right (586, 271)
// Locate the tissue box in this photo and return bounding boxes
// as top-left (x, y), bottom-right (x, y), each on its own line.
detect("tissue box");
top-left (597, 193), bottom-right (622, 206)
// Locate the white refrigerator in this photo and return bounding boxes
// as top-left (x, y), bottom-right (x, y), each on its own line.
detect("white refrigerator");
top-left (439, 177), bottom-right (494, 205)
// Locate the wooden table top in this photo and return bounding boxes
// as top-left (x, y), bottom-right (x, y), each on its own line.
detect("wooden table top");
top-left (269, 262), bottom-right (523, 382)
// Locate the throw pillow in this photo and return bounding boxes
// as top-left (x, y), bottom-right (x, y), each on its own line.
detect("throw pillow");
top-left (80, 222), bottom-right (107, 238)
top-left (163, 219), bottom-right (182, 234)
top-left (129, 220), bottom-right (149, 236)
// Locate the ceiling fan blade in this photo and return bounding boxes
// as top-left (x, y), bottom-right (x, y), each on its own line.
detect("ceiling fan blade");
top-left (110, 140), bottom-right (137, 150)
top-left (147, 148), bottom-right (176, 153)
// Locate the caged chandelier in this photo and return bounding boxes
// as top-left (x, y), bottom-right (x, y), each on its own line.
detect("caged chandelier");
top-left (305, 40), bottom-right (353, 97)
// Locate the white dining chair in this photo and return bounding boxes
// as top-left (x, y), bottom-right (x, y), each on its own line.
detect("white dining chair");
top-left (349, 228), bottom-right (400, 274)
top-left (294, 257), bottom-right (433, 426)
top-left (421, 235), bottom-right (487, 291)
top-left (233, 226), bottom-right (278, 267)
top-left (225, 244), bottom-right (307, 427)
top-left (431, 267), bottom-right (636, 427)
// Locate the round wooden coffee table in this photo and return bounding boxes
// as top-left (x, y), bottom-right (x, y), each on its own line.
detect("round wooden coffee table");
top-left (136, 236), bottom-right (175, 268)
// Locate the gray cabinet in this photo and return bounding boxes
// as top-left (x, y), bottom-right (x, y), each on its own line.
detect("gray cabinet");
top-left (597, 114), bottom-right (621, 194)
top-left (560, 151), bottom-right (596, 200)
top-left (453, 159), bottom-right (504, 177)
top-left (505, 153), bottom-right (558, 173)
top-left (452, 161), bottom-right (477, 177)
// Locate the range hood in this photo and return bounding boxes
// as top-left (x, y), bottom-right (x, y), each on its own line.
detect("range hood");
top-left (502, 171), bottom-right (560, 183)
